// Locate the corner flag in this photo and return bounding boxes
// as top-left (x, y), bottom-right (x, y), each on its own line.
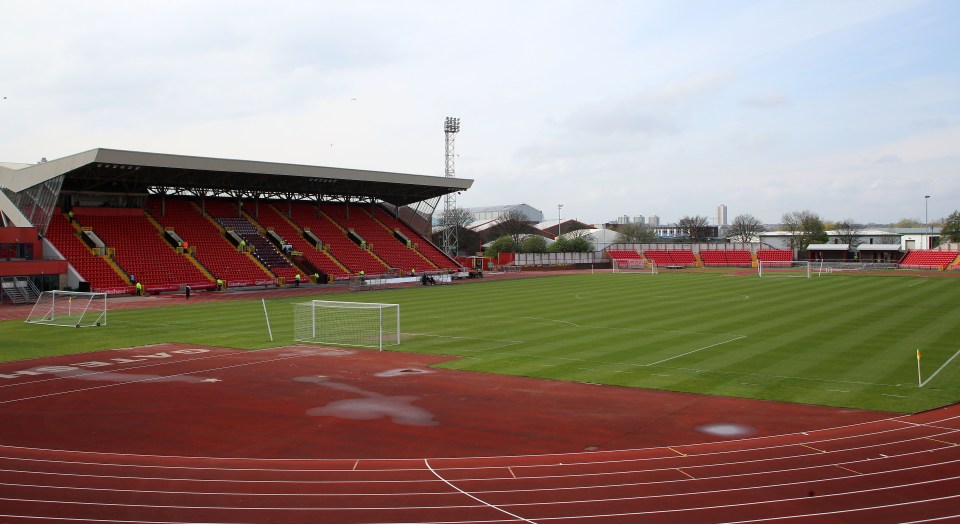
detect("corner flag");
top-left (917, 349), bottom-right (922, 387)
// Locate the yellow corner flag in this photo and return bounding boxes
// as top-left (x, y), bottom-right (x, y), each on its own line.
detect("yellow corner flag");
top-left (917, 349), bottom-right (921, 361)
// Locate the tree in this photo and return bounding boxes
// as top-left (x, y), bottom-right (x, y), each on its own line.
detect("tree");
top-left (548, 237), bottom-right (570, 253)
top-left (437, 207), bottom-right (473, 228)
top-left (498, 209), bottom-right (533, 248)
top-left (727, 214), bottom-right (766, 243)
top-left (677, 215), bottom-right (711, 242)
top-left (941, 211), bottom-right (960, 243)
top-left (614, 222), bottom-right (656, 244)
top-left (781, 210), bottom-right (827, 252)
top-left (894, 218), bottom-right (923, 228)
top-left (483, 235), bottom-right (517, 257)
top-left (833, 219), bottom-right (864, 250)
top-left (567, 230), bottom-right (595, 252)
top-left (521, 235), bottom-right (547, 253)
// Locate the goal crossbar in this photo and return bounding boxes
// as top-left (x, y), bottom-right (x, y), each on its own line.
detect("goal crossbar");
top-left (25, 290), bottom-right (108, 328)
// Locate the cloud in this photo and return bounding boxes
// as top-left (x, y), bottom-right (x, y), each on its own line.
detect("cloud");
top-left (741, 92), bottom-right (791, 109)
top-left (871, 154), bottom-right (903, 164)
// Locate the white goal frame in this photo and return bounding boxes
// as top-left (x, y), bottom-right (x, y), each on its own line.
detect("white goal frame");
top-left (612, 259), bottom-right (658, 274)
top-left (757, 260), bottom-right (810, 278)
top-left (293, 300), bottom-right (400, 350)
top-left (25, 290), bottom-right (108, 328)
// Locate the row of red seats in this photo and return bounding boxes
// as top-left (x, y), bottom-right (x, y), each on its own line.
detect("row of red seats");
top-left (73, 209), bottom-right (211, 292)
top-left (258, 205), bottom-right (349, 278)
top-left (899, 250), bottom-right (959, 270)
top-left (46, 212), bottom-right (134, 294)
top-left (145, 197), bottom-right (275, 286)
top-left (700, 250), bottom-right (752, 267)
top-left (319, 203), bottom-right (429, 272)
top-left (289, 202), bottom-right (388, 276)
top-left (607, 249), bottom-right (644, 260)
top-left (643, 250), bottom-right (697, 266)
top-left (369, 206), bottom-right (458, 270)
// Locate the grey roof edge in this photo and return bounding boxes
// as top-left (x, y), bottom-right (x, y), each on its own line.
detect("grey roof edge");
top-left (92, 148), bottom-right (473, 189)
top-left (1, 149), bottom-right (99, 191)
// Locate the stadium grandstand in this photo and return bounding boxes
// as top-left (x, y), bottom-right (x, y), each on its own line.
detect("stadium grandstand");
top-left (0, 148), bottom-right (472, 298)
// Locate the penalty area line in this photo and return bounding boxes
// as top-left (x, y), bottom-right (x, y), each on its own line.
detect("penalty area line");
top-left (646, 335), bottom-right (747, 366)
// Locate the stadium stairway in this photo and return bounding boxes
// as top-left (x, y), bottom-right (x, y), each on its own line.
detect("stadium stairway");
top-left (320, 203), bottom-right (426, 273)
top-left (288, 202), bottom-right (388, 276)
top-left (359, 207), bottom-right (440, 273)
top-left (259, 204), bottom-right (351, 279)
top-left (368, 205), bottom-right (460, 270)
top-left (145, 197), bottom-right (275, 287)
top-left (198, 198), bottom-right (302, 282)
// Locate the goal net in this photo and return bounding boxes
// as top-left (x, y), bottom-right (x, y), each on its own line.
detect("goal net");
top-left (811, 261), bottom-right (899, 275)
top-left (612, 259), bottom-right (658, 274)
top-left (25, 290), bottom-right (108, 328)
top-left (293, 300), bottom-right (400, 350)
top-left (757, 260), bottom-right (810, 278)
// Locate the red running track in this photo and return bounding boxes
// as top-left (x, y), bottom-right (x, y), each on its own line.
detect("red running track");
top-left (0, 345), bottom-right (957, 523)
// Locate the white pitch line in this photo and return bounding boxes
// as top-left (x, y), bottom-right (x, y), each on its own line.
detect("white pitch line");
top-left (424, 459), bottom-right (537, 523)
top-left (920, 348), bottom-right (960, 387)
top-left (645, 336), bottom-right (747, 366)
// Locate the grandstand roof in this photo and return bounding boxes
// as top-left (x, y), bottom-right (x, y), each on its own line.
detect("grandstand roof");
top-left (857, 244), bottom-right (903, 251)
top-left (807, 243), bottom-right (849, 251)
top-left (1, 148), bottom-right (473, 207)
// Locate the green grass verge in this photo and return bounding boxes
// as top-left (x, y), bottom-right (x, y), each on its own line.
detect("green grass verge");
top-left (3, 271), bottom-right (959, 413)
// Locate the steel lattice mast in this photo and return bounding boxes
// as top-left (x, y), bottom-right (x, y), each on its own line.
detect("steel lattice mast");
top-left (442, 117), bottom-right (460, 256)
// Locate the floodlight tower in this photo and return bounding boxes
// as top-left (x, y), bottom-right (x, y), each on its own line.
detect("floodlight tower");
top-left (442, 117), bottom-right (460, 256)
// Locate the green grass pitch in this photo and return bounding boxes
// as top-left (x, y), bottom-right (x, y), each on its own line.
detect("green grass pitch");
top-left (3, 271), bottom-right (959, 413)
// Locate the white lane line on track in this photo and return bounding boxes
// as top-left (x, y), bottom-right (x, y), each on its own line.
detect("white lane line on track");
top-left (0, 474), bottom-right (956, 516)
top-left (0, 414), bottom-right (956, 474)
top-left (1, 438), bottom-right (957, 495)
top-left (1, 458), bottom-right (959, 504)
top-left (424, 458), bottom-right (537, 523)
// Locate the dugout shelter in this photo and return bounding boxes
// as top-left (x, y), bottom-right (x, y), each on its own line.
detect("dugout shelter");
top-left (0, 148), bottom-right (473, 299)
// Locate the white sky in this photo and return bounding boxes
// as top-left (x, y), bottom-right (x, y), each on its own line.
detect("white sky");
top-left (1, 0), bottom-right (957, 225)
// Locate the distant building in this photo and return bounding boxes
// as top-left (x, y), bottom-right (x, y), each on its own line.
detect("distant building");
top-left (716, 204), bottom-right (728, 226)
top-left (464, 204), bottom-right (543, 224)
top-left (634, 215), bottom-right (644, 225)
top-left (647, 215), bottom-right (660, 227)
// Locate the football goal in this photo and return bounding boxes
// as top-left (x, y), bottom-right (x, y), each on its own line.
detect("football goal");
top-left (612, 259), bottom-right (658, 274)
top-left (758, 260), bottom-right (810, 278)
top-left (293, 300), bottom-right (400, 350)
top-left (25, 290), bottom-right (108, 328)
top-left (812, 261), bottom-right (899, 275)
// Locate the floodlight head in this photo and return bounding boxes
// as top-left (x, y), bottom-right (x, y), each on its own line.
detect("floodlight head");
top-left (444, 117), bottom-right (460, 133)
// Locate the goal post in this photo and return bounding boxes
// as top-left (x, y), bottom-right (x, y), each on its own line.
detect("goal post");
top-left (293, 300), bottom-right (399, 350)
top-left (25, 290), bottom-right (108, 328)
top-left (757, 260), bottom-right (810, 278)
top-left (612, 259), bottom-right (658, 274)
